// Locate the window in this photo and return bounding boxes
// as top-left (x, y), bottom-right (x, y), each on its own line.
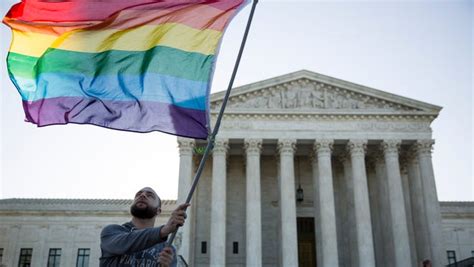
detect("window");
top-left (232, 242), bottom-right (239, 254)
top-left (47, 249), bottom-right (61, 267)
top-left (0, 248), bottom-right (3, 264)
top-left (447, 250), bottom-right (456, 264)
top-left (18, 248), bottom-right (32, 267)
top-left (201, 242), bottom-right (207, 254)
top-left (76, 249), bottom-right (90, 267)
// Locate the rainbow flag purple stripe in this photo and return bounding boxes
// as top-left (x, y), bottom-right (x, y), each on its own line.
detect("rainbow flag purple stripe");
top-left (3, 0), bottom-right (249, 138)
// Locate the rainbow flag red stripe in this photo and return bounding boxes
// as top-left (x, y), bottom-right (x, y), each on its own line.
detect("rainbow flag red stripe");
top-left (3, 0), bottom-right (248, 138)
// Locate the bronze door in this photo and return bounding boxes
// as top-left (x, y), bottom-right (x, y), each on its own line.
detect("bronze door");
top-left (297, 217), bottom-right (317, 267)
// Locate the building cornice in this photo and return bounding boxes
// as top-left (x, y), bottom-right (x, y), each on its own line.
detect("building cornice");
top-left (0, 198), bottom-right (177, 213)
top-left (210, 70), bottom-right (442, 113)
top-left (210, 112), bottom-right (437, 121)
top-left (440, 201), bottom-right (474, 219)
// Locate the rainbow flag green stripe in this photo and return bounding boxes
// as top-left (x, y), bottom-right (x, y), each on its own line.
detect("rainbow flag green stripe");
top-left (8, 46), bottom-right (214, 82)
top-left (3, 0), bottom-right (249, 138)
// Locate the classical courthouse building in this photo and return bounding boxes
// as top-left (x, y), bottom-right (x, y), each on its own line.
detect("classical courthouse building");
top-left (0, 71), bottom-right (473, 267)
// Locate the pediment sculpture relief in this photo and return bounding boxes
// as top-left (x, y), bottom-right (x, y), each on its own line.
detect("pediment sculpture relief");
top-left (212, 79), bottom-right (419, 112)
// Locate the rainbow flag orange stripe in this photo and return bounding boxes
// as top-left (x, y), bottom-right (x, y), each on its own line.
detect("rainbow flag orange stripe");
top-left (3, 0), bottom-right (248, 138)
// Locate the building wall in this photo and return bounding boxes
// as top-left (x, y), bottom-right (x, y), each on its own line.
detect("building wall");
top-left (0, 200), bottom-right (472, 267)
top-left (0, 201), bottom-right (174, 267)
top-left (0, 214), bottom-right (126, 267)
top-left (441, 202), bottom-right (474, 265)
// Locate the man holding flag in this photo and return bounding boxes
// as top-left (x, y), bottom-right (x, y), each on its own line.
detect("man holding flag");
top-left (100, 187), bottom-right (189, 267)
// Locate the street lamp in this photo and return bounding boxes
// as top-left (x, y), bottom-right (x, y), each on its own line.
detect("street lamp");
top-left (296, 157), bottom-right (304, 202)
top-left (296, 185), bottom-right (304, 202)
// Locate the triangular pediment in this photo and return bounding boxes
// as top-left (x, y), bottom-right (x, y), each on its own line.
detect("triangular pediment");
top-left (210, 70), bottom-right (441, 115)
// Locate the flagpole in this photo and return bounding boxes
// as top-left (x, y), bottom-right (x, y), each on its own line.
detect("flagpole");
top-left (165, 0), bottom-right (259, 250)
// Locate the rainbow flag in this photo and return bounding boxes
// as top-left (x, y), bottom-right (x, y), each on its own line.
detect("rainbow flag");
top-left (3, 0), bottom-right (248, 139)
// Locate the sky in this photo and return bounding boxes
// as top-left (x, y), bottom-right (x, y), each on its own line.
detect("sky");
top-left (0, 0), bottom-right (472, 201)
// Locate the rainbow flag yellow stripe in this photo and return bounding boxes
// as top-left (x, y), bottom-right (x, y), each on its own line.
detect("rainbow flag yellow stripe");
top-left (11, 23), bottom-right (222, 57)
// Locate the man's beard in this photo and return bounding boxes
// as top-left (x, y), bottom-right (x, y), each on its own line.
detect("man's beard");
top-left (130, 203), bottom-right (158, 219)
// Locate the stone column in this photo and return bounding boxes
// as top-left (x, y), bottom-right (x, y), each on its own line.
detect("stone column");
top-left (177, 138), bottom-right (195, 264)
top-left (400, 158), bottom-right (417, 267)
top-left (311, 153), bottom-right (323, 267)
top-left (406, 148), bottom-right (431, 262)
top-left (337, 153), bottom-right (355, 266)
top-left (415, 140), bottom-right (444, 267)
top-left (277, 139), bottom-right (299, 267)
top-left (366, 157), bottom-right (384, 267)
top-left (374, 153), bottom-right (394, 267)
top-left (381, 140), bottom-right (412, 267)
top-left (210, 139), bottom-right (228, 267)
top-left (314, 139), bottom-right (339, 267)
top-left (244, 138), bottom-right (263, 267)
top-left (348, 139), bottom-right (376, 267)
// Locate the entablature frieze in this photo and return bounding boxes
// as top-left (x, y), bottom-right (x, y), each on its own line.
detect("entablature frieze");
top-left (210, 77), bottom-right (433, 113)
top-left (210, 115), bottom-right (432, 137)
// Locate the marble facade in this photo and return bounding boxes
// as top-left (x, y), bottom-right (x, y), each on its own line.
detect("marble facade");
top-left (175, 70), bottom-right (468, 267)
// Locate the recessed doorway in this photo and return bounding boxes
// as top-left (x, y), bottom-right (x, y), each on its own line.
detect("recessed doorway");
top-left (297, 217), bottom-right (317, 267)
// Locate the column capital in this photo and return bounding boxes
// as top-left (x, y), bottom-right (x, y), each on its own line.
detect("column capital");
top-left (381, 140), bottom-right (401, 155)
top-left (314, 139), bottom-right (334, 155)
top-left (277, 139), bottom-right (297, 154)
top-left (415, 140), bottom-right (435, 156)
top-left (244, 138), bottom-right (263, 155)
top-left (178, 138), bottom-right (195, 155)
top-left (213, 139), bottom-right (229, 155)
top-left (347, 139), bottom-right (367, 157)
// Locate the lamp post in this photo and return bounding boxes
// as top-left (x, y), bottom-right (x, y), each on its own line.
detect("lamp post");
top-left (296, 157), bottom-right (304, 202)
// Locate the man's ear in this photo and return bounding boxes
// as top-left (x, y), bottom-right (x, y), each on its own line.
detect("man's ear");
top-left (157, 207), bottom-right (162, 215)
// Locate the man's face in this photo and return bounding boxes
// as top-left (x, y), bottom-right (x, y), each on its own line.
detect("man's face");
top-left (130, 187), bottom-right (161, 219)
